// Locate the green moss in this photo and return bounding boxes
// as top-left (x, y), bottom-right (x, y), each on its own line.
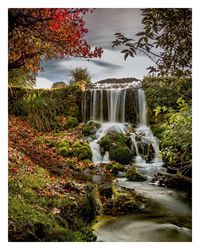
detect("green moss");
top-left (57, 147), bottom-right (70, 157)
top-left (105, 162), bottom-right (124, 176)
top-left (126, 166), bottom-right (147, 181)
top-left (56, 141), bottom-right (71, 157)
top-left (110, 144), bottom-right (132, 164)
top-left (9, 164), bottom-right (96, 241)
top-left (80, 183), bottom-right (101, 225)
top-left (73, 141), bottom-right (92, 160)
top-left (67, 116), bottom-right (79, 128)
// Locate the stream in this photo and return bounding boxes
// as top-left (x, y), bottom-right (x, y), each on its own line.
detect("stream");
top-left (84, 83), bottom-right (192, 242)
top-left (93, 179), bottom-right (192, 242)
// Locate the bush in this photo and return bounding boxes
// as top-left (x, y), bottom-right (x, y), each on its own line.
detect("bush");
top-left (73, 141), bottom-right (92, 161)
top-left (126, 166), bottom-right (147, 181)
top-left (20, 93), bottom-right (58, 132)
top-left (110, 144), bottom-right (132, 164)
top-left (67, 116), bottom-right (79, 128)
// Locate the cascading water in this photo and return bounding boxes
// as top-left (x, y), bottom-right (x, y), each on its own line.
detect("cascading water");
top-left (83, 83), bottom-right (164, 172)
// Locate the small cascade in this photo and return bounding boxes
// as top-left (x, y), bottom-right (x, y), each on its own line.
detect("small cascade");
top-left (90, 123), bottom-right (128, 163)
top-left (82, 82), bottom-right (163, 173)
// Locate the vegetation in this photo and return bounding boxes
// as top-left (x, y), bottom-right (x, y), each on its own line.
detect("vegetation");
top-left (67, 116), bottom-right (79, 128)
top-left (113, 9), bottom-right (191, 76)
top-left (8, 9), bottom-right (103, 73)
top-left (99, 132), bottom-right (132, 164)
top-left (126, 165), bottom-right (147, 181)
top-left (144, 76), bottom-right (192, 176)
top-left (20, 93), bottom-right (59, 132)
top-left (52, 82), bottom-right (67, 88)
top-left (70, 67), bottom-right (91, 84)
top-left (73, 141), bottom-right (92, 161)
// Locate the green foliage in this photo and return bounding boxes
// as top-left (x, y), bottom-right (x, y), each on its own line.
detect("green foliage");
top-left (20, 93), bottom-right (59, 132)
top-left (80, 183), bottom-right (101, 225)
top-left (8, 67), bottom-right (36, 88)
top-left (9, 85), bottom-right (82, 121)
top-left (159, 99), bottom-right (192, 174)
top-left (51, 82), bottom-right (67, 89)
top-left (70, 67), bottom-right (91, 84)
top-left (126, 166), bottom-right (147, 181)
top-left (57, 141), bottom-right (71, 157)
top-left (144, 77), bottom-right (192, 176)
top-left (113, 9), bottom-right (191, 76)
top-left (9, 165), bottom-right (96, 241)
top-left (73, 141), bottom-right (92, 161)
top-left (67, 116), bottom-right (79, 128)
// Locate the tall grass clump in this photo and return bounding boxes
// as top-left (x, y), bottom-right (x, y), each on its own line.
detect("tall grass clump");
top-left (21, 93), bottom-right (58, 132)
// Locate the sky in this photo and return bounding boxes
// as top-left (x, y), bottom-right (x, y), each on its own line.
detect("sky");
top-left (36, 9), bottom-right (154, 88)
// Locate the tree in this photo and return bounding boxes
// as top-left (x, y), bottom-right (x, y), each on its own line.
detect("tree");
top-left (52, 81), bottom-right (67, 88)
top-left (112, 9), bottom-right (192, 76)
top-left (70, 67), bottom-right (91, 84)
top-left (8, 8), bottom-right (103, 72)
top-left (8, 68), bottom-right (36, 88)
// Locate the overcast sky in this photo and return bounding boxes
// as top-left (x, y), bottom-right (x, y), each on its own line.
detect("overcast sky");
top-left (36, 9), bottom-right (154, 88)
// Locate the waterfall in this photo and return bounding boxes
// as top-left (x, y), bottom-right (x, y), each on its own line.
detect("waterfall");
top-left (138, 88), bottom-right (147, 126)
top-left (89, 88), bottom-right (127, 122)
top-left (82, 84), bottom-right (163, 170)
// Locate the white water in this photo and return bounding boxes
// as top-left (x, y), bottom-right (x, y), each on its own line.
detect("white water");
top-left (90, 122), bottom-right (128, 163)
top-left (85, 85), bottom-right (164, 175)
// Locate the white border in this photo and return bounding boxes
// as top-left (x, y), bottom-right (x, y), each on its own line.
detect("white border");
top-left (1, 1), bottom-right (200, 250)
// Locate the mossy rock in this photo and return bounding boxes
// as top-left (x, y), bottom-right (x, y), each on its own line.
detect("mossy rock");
top-left (98, 182), bottom-right (113, 198)
top-left (99, 132), bottom-right (128, 152)
top-left (57, 141), bottom-right (70, 157)
top-left (73, 141), bottom-right (92, 160)
top-left (67, 116), bottom-right (79, 128)
top-left (82, 121), bottom-right (100, 137)
top-left (105, 162), bottom-right (124, 176)
top-left (109, 144), bottom-right (132, 164)
top-left (126, 166), bottom-right (147, 181)
top-left (80, 183), bottom-right (101, 225)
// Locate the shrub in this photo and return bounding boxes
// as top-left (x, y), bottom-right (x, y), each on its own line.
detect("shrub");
top-left (126, 166), bottom-right (147, 181)
top-left (110, 144), bottom-right (132, 164)
top-left (20, 93), bottom-right (58, 132)
top-left (67, 116), bottom-right (79, 128)
top-left (73, 141), bottom-right (92, 161)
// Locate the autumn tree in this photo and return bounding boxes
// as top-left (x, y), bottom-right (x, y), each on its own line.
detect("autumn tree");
top-left (112, 9), bottom-right (192, 76)
top-left (8, 8), bottom-right (103, 80)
